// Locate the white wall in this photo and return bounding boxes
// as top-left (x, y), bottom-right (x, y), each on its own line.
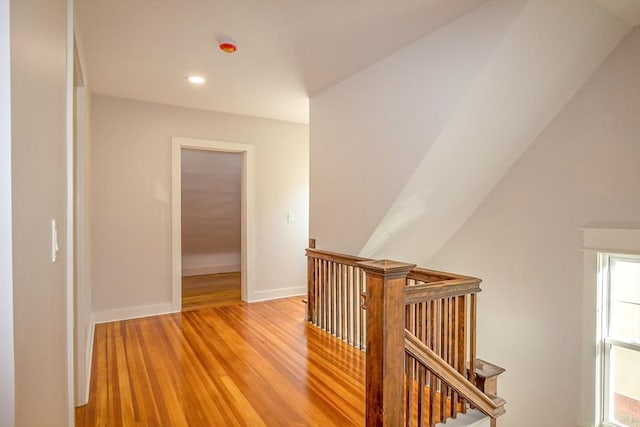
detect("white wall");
top-left (0, 2), bottom-right (15, 426)
top-left (10, 0), bottom-right (71, 425)
top-left (309, 0), bottom-right (526, 254)
top-left (429, 27), bottom-right (640, 427)
top-left (90, 95), bottom-right (309, 317)
top-left (182, 252), bottom-right (241, 276)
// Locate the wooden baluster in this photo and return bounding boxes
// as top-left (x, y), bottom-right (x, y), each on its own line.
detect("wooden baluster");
top-left (338, 263), bottom-right (342, 338)
top-left (405, 353), bottom-right (413, 427)
top-left (335, 263), bottom-right (342, 339)
top-left (429, 371), bottom-right (437, 427)
top-left (353, 266), bottom-right (358, 346)
top-left (338, 263), bottom-right (343, 339)
top-left (356, 267), bottom-right (361, 349)
top-left (447, 298), bottom-right (457, 417)
top-left (338, 264), bottom-right (342, 340)
top-left (457, 295), bottom-right (466, 414)
top-left (318, 259), bottom-right (322, 329)
top-left (318, 259), bottom-right (323, 328)
top-left (469, 293), bottom-right (477, 385)
top-left (306, 240), bottom-right (316, 322)
top-left (317, 259), bottom-right (322, 328)
top-left (346, 266), bottom-right (352, 345)
top-left (335, 262), bottom-right (339, 336)
top-left (359, 268), bottom-right (365, 350)
top-left (358, 259), bottom-right (415, 427)
top-left (417, 365), bottom-right (424, 427)
top-left (323, 260), bottom-right (329, 331)
top-left (440, 298), bottom-right (447, 421)
top-left (342, 264), bottom-right (347, 341)
top-left (335, 263), bottom-right (340, 337)
top-left (451, 297), bottom-right (458, 417)
top-left (330, 261), bottom-right (336, 334)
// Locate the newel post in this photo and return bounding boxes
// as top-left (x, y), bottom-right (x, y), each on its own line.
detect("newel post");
top-left (358, 259), bottom-right (416, 427)
top-left (306, 238), bottom-right (316, 322)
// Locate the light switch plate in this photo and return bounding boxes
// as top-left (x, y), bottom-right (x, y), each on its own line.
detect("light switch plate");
top-left (51, 219), bottom-right (59, 263)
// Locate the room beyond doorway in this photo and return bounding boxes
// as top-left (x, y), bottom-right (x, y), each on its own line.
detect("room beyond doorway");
top-left (171, 137), bottom-right (256, 311)
top-left (180, 148), bottom-right (242, 310)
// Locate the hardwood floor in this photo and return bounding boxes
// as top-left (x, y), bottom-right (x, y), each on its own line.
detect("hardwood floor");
top-left (182, 272), bottom-right (242, 311)
top-left (76, 297), bottom-right (365, 426)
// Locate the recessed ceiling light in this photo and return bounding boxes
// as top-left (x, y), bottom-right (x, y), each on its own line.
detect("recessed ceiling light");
top-left (187, 75), bottom-right (205, 85)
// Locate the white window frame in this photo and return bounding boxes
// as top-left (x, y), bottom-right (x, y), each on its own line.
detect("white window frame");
top-left (581, 228), bottom-right (640, 427)
top-left (598, 253), bottom-right (640, 427)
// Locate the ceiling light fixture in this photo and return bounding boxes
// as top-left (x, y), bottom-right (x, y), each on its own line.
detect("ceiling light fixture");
top-left (187, 75), bottom-right (206, 85)
top-left (218, 41), bottom-right (238, 54)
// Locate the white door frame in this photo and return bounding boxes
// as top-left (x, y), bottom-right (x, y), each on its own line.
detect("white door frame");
top-left (65, 0), bottom-right (76, 424)
top-left (171, 137), bottom-right (255, 311)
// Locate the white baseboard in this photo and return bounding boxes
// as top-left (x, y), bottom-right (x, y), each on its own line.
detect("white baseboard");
top-left (249, 285), bottom-right (306, 302)
top-left (93, 302), bottom-right (177, 324)
top-left (75, 318), bottom-right (95, 407)
top-left (182, 264), bottom-right (241, 277)
top-left (79, 320), bottom-right (94, 407)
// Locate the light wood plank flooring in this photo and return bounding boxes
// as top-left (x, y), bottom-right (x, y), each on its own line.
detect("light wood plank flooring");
top-left (76, 297), bottom-right (365, 426)
top-left (182, 272), bottom-right (242, 311)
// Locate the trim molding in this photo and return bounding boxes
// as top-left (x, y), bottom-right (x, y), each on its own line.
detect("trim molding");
top-left (581, 227), bottom-right (640, 255)
top-left (77, 321), bottom-right (95, 407)
top-left (171, 137), bottom-right (255, 310)
top-left (182, 264), bottom-right (241, 277)
top-left (580, 228), bottom-right (640, 427)
top-left (250, 286), bottom-right (306, 302)
top-left (93, 303), bottom-right (176, 324)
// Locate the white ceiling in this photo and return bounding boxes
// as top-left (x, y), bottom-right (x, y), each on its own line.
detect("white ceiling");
top-left (75, 0), bottom-right (486, 124)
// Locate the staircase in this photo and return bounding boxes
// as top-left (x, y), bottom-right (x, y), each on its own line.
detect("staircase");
top-left (305, 239), bottom-right (506, 427)
top-left (437, 409), bottom-right (491, 427)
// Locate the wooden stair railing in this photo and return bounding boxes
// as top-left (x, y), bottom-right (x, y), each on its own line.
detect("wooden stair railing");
top-left (305, 240), bottom-right (505, 427)
top-left (405, 331), bottom-right (506, 421)
top-left (306, 238), bottom-right (370, 350)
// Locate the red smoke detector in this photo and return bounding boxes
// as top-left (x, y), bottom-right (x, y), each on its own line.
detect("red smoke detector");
top-left (219, 41), bottom-right (237, 53)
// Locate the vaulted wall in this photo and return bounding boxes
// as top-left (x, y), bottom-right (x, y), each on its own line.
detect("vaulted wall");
top-left (310, 0), bottom-right (525, 255)
top-left (310, 0), bottom-right (632, 264)
top-left (430, 27), bottom-right (640, 427)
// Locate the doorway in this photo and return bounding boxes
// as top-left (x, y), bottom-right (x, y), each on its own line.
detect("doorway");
top-left (180, 148), bottom-right (242, 310)
top-left (171, 137), bottom-right (255, 311)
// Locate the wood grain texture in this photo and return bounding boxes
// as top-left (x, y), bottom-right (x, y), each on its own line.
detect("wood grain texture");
top-left (358, 260), bottom-right (415, 427)
top-left (76, 297), bottom-right (365, 426)
top-left (182, 272), bottom-right (241, 311)
top-left (404, 330), bottom-right (505, 419)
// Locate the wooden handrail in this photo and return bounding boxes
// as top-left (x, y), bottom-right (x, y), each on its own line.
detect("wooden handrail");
top-left (404, 278), bottom-right (481, 304)
top-left (306, 247), bottom-right (372, 266)
top-left (408, 266), bottom-right (477, 282)
top-left (404, 330), bottom-right (505, 419)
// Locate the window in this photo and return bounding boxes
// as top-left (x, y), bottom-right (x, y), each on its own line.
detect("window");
top-left (599, 253), bottom-right (640, 427)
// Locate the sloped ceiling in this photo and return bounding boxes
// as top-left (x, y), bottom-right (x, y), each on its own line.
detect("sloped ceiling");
top-left (181, 149), bottom-right (241, 256)
top-left (75, 0), bottom-right (485, 124)
top-left (309, 0), bottom-right (638, 263)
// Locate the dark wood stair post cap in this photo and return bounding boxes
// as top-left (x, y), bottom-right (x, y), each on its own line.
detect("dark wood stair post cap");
top-left (357, 259), bottom-right (416, 277)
